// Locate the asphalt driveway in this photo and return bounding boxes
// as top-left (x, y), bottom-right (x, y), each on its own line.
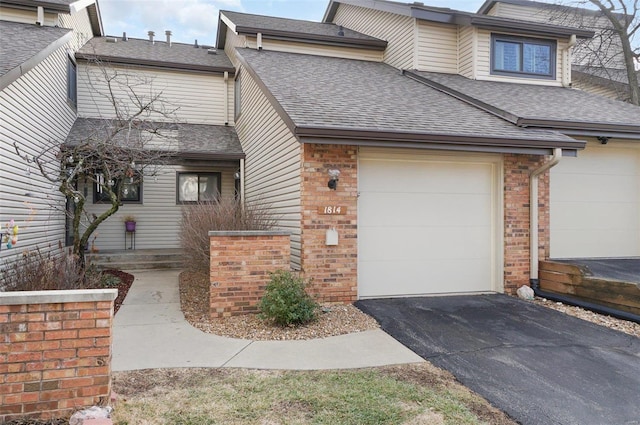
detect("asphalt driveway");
top-left (356, 294), bottom-right (640, 425)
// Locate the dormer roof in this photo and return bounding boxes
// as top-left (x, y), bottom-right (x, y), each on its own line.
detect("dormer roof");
top-left (76, 36), bottom-right (235, 74)
top-left (324, 0), bottom-right (594, 39)
top-left (217, 10), bottom-right (387, 51)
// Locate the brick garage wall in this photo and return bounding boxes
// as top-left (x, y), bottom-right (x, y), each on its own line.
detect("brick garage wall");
top-left (209, 231), bottom-right (291, 318)
top-left (0, 289), bottom-right (117, 421)
top-left (300, 144), bottom-right (358, 303)
top-left (503, 154), bottom-right (551, 294)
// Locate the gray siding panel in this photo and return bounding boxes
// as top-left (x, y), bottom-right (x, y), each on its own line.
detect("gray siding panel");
top-left (236, 69), bottom-right (302, 268)
top-left (0, 47), bottom-right (75, 261)
top-left (82, 167), bottom-right (237, 250)
top-left (333, 3), bottom-right (414, 70)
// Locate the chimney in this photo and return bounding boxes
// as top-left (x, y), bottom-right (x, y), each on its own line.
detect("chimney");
top-left (194, 39), bottom-right (199, 48)
top-left (122, 31), bottom-right (128, 41)
top-left (148, 31), bottom-right (155, 44)
top-left (165, 30), bottom-right (172, 46)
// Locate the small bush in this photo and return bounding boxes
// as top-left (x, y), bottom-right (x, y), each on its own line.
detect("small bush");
top-left (180, 197), bottom-right (277, 272)
top-left (0, 246), bottom-right (101, 292)
top-left (258, 270), bottom-right (319, 326)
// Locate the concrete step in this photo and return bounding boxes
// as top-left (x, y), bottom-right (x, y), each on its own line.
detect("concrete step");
top-left (86, 249), bottom-right (185, 270)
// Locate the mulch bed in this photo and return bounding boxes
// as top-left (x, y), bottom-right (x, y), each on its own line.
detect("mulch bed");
top-left (101, 269), bottom-right (134, 315)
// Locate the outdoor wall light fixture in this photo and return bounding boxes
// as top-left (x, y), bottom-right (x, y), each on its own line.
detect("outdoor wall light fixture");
top-left (328, 169), bottom-right (340, 190)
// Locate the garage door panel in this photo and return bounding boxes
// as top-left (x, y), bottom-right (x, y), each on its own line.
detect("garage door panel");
top-left (359, 193), bottom-right (491, 227)
top-left (551, 142), bottom-right (640, 258)
top-left (551, 174), bottom-right (639, 203)
top-left (358, 150), bottom-right (499, 298)
top-left (359, 226), bottom-right (492, 261)
top-left (552, 201), bottom-right (639, 230)
top-left (552, 229), bottom-right (639, 258)
top-left (359, 258), bottom-right (492, 297)
top-left (359, 159), bottom-right (492, 194)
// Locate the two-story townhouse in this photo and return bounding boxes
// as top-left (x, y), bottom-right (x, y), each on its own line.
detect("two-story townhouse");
top-left (66, 34), bottom-right (243, 251)
top-left (217, 0), bottom-right (640, 302)
top-left (0, 0), bottom-right (102, 263)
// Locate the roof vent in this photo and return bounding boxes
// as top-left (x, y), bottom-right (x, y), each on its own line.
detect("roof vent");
top-left (338, 25), bottom-right (345, 36)
top-left (122, 31), bottom-right (128, 41)
top-left (148, 31), bottom-right (155, 44)
top-left (413, 1), bottom-right (424, 5)
top-left (105, 37), bottom-right (117, 43)
top-left (207, 48), bottom-right (217, 55)
top-left (194, 39), bottom-right (199, 48)
top-left (165, 30), bottom-right (172, 47)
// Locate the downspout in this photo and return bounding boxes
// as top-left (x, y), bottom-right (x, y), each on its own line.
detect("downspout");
top-left (223, 71), bottom-right (229, 126)
top-left (529, 148), bottom-right (562, 286)
top-left (239, 158), bottom-right (245, 206)
top-left (561, 34), bottom-right (576, 88)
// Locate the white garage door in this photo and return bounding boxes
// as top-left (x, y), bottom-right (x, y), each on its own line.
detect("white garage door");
top-left (550, 142), bottom-right (640, 258)
top-left (358, 149), bottom-right (501, 299)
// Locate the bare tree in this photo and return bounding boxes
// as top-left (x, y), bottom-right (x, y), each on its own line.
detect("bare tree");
top-left (542, 0), bottom-right (639, 104)
top-left (15, 58), bottom-right (178, 265)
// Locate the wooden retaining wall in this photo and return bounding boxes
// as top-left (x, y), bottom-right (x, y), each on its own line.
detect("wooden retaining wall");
top-left (539, 261), bottom-right (640, 316)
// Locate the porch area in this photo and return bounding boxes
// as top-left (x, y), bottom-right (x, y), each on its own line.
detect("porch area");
top-left (86, 248), bottom-right (185, 270)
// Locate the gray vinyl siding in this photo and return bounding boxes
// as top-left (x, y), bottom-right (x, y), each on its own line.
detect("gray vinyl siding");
top-left (58, 8), bottom-right (94, 51)
top-left (458, 26), bottom-right (476, 78)
top-left (333, 3), bottom-right (414, 70)
top-left (82, 167), bottom-right (237, 250)
top-left (0, 6), bottom-right (58, 25)
top-left (415, 20), bottom-right (458, 73)
top-left (0, 47), bottom-right (75, 261)
top-left (235, 69), bottom-right (302, 268)
top-left (77, 64), bottom-right (230, 125)
top-left (224, 27), bottom-right (246, 68)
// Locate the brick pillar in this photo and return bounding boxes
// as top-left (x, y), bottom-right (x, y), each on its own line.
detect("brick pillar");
top-left (300, 144), bottom-right (358, 303)
top-left (503, 154), bottom-right (551, 294)
top-left (0, 289), bottom-right (117, 421)
top-left (209, 231), bottom-right (291, 318)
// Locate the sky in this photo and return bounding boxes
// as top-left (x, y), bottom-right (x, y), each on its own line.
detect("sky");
top-left (98, 0), bottom-right (489, 45)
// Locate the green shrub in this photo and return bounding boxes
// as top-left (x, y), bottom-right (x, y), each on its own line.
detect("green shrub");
top-left (258, 270), bottom-right (319, 326)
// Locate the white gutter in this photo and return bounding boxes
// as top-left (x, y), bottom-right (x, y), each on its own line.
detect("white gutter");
top-left (223, 71), bottom-right (229, 125)
top-left (240, 158), bottom-right (246, 205)
top-left (530, 148), bottom-right (562, 281)
top-left (562, 34), bottom-right (577, 88)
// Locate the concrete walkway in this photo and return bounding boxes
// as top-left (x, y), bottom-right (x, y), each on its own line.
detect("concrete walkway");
top-left (112, 270), bottom-right (424, 371)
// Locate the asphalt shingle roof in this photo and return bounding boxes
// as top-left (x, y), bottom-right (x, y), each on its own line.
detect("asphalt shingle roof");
top-left (0, 21), bottom-right (71, 77)
top-left (410, 70), bottom-right (640, 128)
top-left (237, 48), bottom-right (579, 147)
top-left (221, 10), bottom-right (386, 47)
top-left (65, 118), bottom-right (244, 158)
top-left (77, 37), bottom-right (234, 72)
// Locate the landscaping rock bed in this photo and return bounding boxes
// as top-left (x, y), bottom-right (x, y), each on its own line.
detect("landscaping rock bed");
top-left (179, 271), bottom-right (379, 340)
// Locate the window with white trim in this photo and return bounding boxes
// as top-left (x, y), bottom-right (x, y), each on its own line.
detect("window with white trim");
top-left (492, 34), bottom-right (556, 79)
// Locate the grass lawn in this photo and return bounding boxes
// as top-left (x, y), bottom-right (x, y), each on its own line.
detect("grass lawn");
top-left (112, 364), bottom-right (515, 425)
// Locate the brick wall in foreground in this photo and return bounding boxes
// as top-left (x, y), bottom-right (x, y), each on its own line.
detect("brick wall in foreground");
top-left (0, 289), bottom-right (117, 421)
top-left (209, 231), bottom-right (291, 318)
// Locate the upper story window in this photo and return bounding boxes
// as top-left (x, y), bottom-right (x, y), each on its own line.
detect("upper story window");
top-left (234, 72), bottom-right (242, 119)
top-left (67, 53), bottom-right (77, 109)
top-left (491, 34), bottom-right (556, 79)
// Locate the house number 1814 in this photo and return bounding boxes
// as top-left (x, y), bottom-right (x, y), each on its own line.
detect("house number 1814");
top-left (318, 206), bottom-right (347, 215)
